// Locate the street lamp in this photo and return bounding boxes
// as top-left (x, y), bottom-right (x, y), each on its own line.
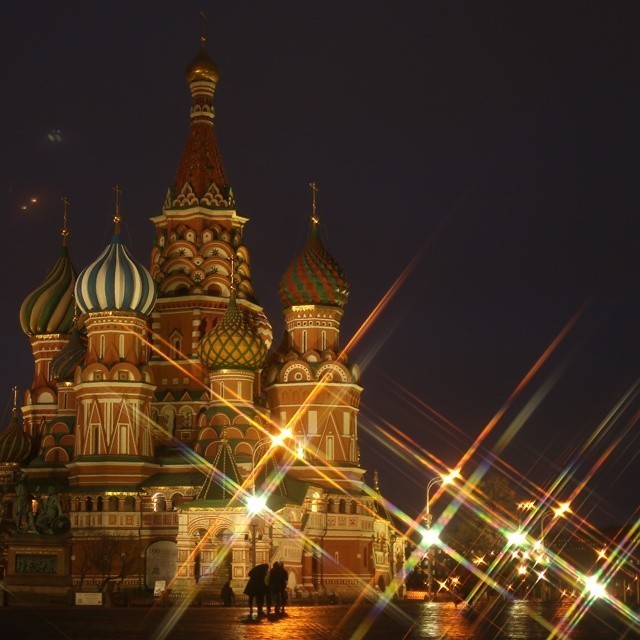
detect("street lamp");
top-left (424, 470), bottom-right (459, 597)
top-left (246, 492), bottom-right (267, 569)
top-left (249, 516), bottom-right (261, 568)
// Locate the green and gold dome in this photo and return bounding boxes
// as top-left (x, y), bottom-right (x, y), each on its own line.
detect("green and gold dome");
top-left (198, 291), bottom-right (267, 371)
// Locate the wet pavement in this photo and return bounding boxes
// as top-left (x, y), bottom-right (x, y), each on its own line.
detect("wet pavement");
top-left (1, 600), bottom-right (638, 639)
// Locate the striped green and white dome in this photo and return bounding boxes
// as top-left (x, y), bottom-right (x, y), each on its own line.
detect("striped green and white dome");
top-left (75, 232), bottom-right (156, 315)
top-left (19, 245), bottom-right (76, 336)
top-left (0, 409), bottom-right (32, 464)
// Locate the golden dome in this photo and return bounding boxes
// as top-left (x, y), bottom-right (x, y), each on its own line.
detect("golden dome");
top-left (186, 37), bottom-right (220, 84)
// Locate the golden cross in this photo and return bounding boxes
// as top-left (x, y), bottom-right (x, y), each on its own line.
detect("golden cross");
top-left (199, 10), bottom-right (207, 45)
top-left (12, 385), bottom-right (18, 410)
top-left (113, 185), bottom-right (122, 231)
top-left (61, 196), bottom-right (70, 243)
top-left (310, 181), bottom-right (319, 225)
top-left (229, 254), bottom-right (236, 292)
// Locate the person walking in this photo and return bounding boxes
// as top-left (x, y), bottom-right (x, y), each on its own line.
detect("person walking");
top-left (279, 562), bottom-right (289, 615)
top-left (268, 562), bottom-right (283, 615)
top-left (243, 563), bottom-right (268, 619)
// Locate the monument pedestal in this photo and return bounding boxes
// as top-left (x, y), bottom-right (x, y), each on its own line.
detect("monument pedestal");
top-left (4, 533), bottom-right (72, 603)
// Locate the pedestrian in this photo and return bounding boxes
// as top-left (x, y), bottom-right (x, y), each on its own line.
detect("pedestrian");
top-left (243, 563), bottom-right (268, 619)
top-left (221, 581), bottom-right (234, 606)
top-left (279, 562), bottom-right (289, 615)
top-left (268, 562), bottom-right (283, 615)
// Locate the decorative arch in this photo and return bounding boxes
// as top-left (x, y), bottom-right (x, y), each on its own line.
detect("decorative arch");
top-left (235, 442), bottom-right (252, 457)
top-left (316, 362), bottom-right (349, 382)
top-left (282, 363), bottom-right (313, 383)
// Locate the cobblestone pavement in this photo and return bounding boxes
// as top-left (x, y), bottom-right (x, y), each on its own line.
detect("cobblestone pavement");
top-left (0, 602), bottom-right (421, 640)
top-left (1, 600), bottom-right (637, 639)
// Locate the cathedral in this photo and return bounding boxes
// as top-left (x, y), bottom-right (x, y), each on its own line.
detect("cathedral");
top-left (0, 38), bottom-right (403, 600)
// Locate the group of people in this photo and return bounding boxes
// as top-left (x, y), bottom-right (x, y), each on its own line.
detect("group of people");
top-left (243, 561), bottom-right (289, 618)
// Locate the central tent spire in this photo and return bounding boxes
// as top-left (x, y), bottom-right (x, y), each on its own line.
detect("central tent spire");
top-left (166, 33), bottom-right (231, 210)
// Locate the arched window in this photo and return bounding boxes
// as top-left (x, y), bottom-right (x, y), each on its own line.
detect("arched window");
top-left (169, 330), bottom-right (182, 359)
top-left (350, 500), bottom-right (358, 514)
top-left (311, 491), bottom-right (320, 513)
top-left (85, 496), bottom-right (93, 512)
top-left (124, 496), bottom-right (136, 511)
top-left (96, 496), bottom-right (104, 512)
top-left (171, 493), bottom-right (184, 510)
top-left (153, 494), bottom-right (167, 512)
top-left (327, 498), bottom-right (335, 514)
top-left (99, 335), bottom-right (105, 360)
top-left (338, 499), bottom-right (346, 514)
top-left (108, 496), bottom-right (119, 512)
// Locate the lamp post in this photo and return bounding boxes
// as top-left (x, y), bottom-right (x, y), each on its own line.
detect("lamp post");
top-left (424, 470), bottom-right (459, 598)
top-left (249, 516), bottom-right (261, 568)
top-left (424, 477), bottom-right (442, 598)
top-left (515, 500), bottom-right (570, 600)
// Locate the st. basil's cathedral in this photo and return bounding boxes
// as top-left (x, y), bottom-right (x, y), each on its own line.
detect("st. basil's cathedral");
top-left (0, 38), bottom-right (404, 600)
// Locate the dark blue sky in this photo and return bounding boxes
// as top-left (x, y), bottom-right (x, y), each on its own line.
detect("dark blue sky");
top-left (2, 2), bottom-right (639, 528)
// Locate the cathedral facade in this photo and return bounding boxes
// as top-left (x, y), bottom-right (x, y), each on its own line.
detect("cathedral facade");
top-left (0, 39), bottom-right (403, 599)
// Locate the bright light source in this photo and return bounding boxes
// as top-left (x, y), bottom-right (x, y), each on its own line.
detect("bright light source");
top-left (554, 502), bottom-right (571, 517)
top-left (421, 527), bottom-right (440, 547)
top-left (442, 469), bottom-right (460, 484)
top-left (271, 427), bottom-right (293, 447)
top-left (246, 493), bottom-right (267, 515)
top-left (584, 575), bottom-right (607, 599)
top-left (507, 530), bottom-right (527, 547)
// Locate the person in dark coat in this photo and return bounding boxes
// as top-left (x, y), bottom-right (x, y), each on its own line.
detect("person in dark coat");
top-left (267, 562), bottom-right (282, 615)
top-left (243, 563), bottom-right (268, 618)
top-left (221, 581), bottom-right (234, 606)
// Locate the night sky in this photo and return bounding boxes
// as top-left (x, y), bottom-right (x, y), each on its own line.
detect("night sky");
top-left (2, 3), bottom-right (639, 529)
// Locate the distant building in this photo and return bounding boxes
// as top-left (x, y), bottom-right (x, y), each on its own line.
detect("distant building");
top-left (1, 38), bottom-right (403, 598)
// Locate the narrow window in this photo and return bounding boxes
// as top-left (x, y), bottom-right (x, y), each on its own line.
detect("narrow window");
top-left (308, 411), bottom-right (318, 435)
top-left (343, 412), bottom-right (350, 436)
top-left (326, 435), bottom-right (334, 460)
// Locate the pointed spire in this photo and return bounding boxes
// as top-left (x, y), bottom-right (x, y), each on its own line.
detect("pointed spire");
top-left (168, 36), bottom-right (230, 210)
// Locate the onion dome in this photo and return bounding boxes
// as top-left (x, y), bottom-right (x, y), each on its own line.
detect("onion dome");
top-left (0, 408), bottom-right (32, 464)
top-left (50, 326), bottom-right (87, 381)
top-left (19, 244), bottom-right (76, 336)
top-left (198, 291), bottom-right (267, 371)
top-left (279, 217), bottom-right (349, 308)
top-left (186, 36), bottom-right (220, 84)
top-left (75, 231), bottom-right (156, 315)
